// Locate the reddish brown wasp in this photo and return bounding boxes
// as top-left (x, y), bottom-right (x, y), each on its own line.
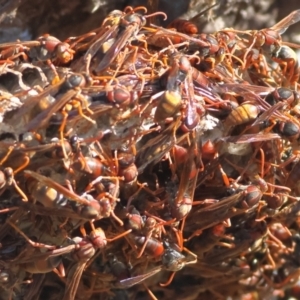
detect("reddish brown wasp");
top-left (150, 55), bottom-right (186, 124)
top-left (215, 83), bottom-right (292, 137)
top-left (82, 10), bottom-right (125, 69)
top-left (113, 241), bottom-right (197, 289)
top-left (146, 23), bottom-right (210, 49)
top-left (24, 73), bottom-right (94, 132)
top-left (271, 45), bottom-right (299, 89)
top-left (166, 3), bottom-right (219, 34)
top-left (62, 227), bottom-right (130, 300)
top-left (236, 9), bottom-right (300, 62)
top-left (22, 73), bottom-right (95, 158)
top-left (168, 131), bottom-right (202, 222)
top-left (24, 170), bottom-right (123, 224)
top-left (88, 7), bottom-right (167, 74)
top-left (126, 210), bottom-right (172, 258)
top-left (0, 33), bottom-right (94, 77)
top-left (141, 53), bottom-right (204, 128)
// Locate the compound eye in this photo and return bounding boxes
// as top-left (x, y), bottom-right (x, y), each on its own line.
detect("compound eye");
top-left (70, 134), bottom-right (79, 144)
